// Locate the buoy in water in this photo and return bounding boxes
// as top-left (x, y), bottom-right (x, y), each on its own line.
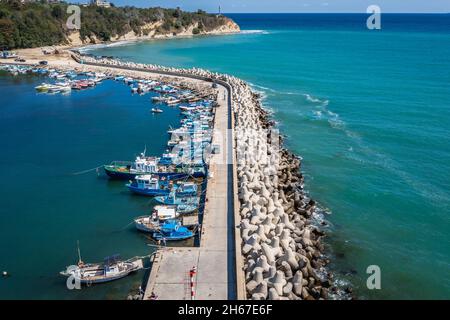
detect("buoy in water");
top-left (2, 271), bottom-right (8, 277)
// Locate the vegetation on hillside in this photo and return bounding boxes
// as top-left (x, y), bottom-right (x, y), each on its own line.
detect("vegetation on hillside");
top-left (0, 0), bottom-right (235, 49)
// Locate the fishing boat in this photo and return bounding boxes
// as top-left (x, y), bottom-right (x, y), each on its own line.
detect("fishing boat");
top-left (48, 84), bottom-right (71, 93)
top-left (104, 153), bottom-right (197, 180)
top-left (174, 182), bottom-right (198, 197)
top-left (134, 206), bottom-right (179, 232)
top-left (151, 95), bottom-right (166, 103)
top-left (166, 97), bottom-right (181, 105)
top-left (152, 220), bottom-right (195, 241)
top-left (152, 205), bottom-right (179, 220)
top-left (126, 176), bottom-right (197, 197)
top-left (124, 77), bottom-right (135, 85)
top-left (179, 105), bottom-right (197, 112)
top-left (137, 83), bottom-right (152, 94)
top-left (176, 204), bottom-right (198, 214)
top-left (71, 83), bottom-right (82, 90)
top-left (134, 215), bottom-right (164, 233)
top-left (35, 83), bottom-right (53, 92)
top-left (151, 108), bottom-right (163, 113)
top-left (154, 193), bottom-right (200, 206)
top-left (60, 243), bottom-right (142, 285)
top-left (126, 175), bottom-right (172, 197)
top-left (158, 152), bottom-right (177, 165)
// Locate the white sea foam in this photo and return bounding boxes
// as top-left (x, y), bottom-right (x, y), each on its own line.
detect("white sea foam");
top-left (240, 29), bottom-right (270, 35)
top-left (78, 40), bottom-right (136, 53)
top-left (247, 82), bottom-right (277, 94)
top-left (312, 110), bottom-right (323, 118)
top-left (303, 93), bottom-right (329, 106)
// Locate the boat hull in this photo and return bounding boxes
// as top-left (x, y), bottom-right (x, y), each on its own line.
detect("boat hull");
top-left (135, 221), bottom-right (157, 233)
top-left (78, 271), bottom-right (133, 284)
top-left (152, 232), bottom-right (194, 241)
top-left (154, 196), bottom-right (199, 206)
top-left (104, 165), bottom-right (189, 180)
top-left (126, 185), bottom-right (171, 197)
top-left (104, 166), bottom-right (137, 180)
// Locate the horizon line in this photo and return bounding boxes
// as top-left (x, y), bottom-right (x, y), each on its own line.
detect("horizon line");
top-left (219, 12), bottom-right (449, 14)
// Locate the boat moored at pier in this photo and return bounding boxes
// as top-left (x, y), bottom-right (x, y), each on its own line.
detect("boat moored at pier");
top-left (152, 220), bottom-right (196, 241)
top-left (104, 153), bottom-right (207, 180)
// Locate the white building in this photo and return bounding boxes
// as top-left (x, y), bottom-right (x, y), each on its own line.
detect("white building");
top-left (91, 0), bottom-right (111, 8)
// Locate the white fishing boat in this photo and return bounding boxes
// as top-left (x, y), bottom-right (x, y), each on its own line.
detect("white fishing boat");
top-left (60, 242), bottom-right (143, 285)
top-left (124, 77), bottom-right (134, 84)
top-left (151, 108), bottom-right (163, 113)
top-left (167, 97), bottom-right (181, 105)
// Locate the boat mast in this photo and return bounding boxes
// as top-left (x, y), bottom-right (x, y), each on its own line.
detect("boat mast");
top-left (77, 240), bottom-right (83, 265)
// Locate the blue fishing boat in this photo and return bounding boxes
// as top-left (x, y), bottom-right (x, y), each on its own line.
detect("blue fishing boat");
top-left (152, 220), bottom-right (195, 241)
top-left (104, 153), bottom-right (205, 180)
top-left (134, 205), bottom-right (179, 233)
top-left (154, 193), bottom-right (200, 206)
top-left (158, 152), bottom-right (177, 165)
top-left (127, 175), bottom-right (198, 197)
top-left (175, 204), bottom-right (198, 214)
top-left (174, 182), bottom-right (198, 197)
top-left (126, 175), bottom-right (172, 197)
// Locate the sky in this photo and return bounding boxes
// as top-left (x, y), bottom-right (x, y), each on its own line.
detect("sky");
top-left (106, 0), bottom-right (450, 13)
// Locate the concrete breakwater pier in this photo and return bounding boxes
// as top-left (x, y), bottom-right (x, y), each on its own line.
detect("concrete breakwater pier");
top-left (2, 50), bottom-right (336, 300)
top-left (231, 78), bottom-right (334, 300)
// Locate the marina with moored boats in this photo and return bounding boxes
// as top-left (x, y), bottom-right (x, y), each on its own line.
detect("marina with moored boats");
top-left (0, 59), bottom-right (227, 297)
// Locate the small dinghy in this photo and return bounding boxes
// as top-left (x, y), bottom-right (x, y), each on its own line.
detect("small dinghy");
top-left (151, 108), bottom-right (163, 113)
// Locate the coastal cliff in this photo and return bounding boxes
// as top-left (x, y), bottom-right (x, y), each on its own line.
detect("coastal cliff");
top-left (67, 15), bottom-right (240, 46)
top-left (0, 1), bottom-right (240, 49)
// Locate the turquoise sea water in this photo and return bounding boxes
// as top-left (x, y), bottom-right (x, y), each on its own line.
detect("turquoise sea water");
top-left (0, 14), bottom-right (449, 300)
top-left (84, 14), bottom-right (450, 299)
